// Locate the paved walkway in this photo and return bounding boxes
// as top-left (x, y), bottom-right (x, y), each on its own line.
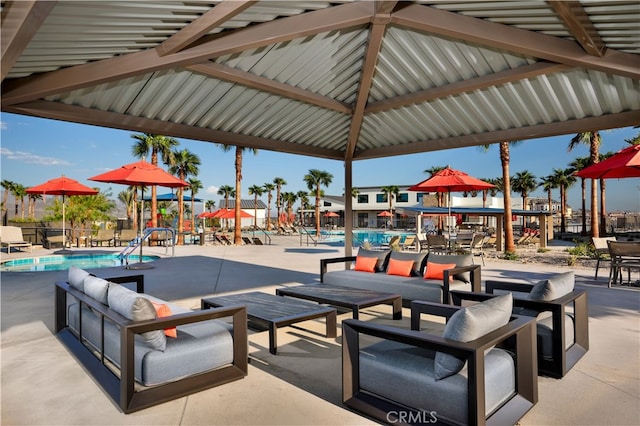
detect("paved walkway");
top-left (1, 236), bottom-right (639, 425)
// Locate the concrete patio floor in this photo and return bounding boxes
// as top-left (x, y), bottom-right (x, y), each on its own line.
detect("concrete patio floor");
top-left (1, 236), bottom-right (639, 425)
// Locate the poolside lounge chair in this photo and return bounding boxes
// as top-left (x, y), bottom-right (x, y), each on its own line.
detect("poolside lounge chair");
top-left (252, 237), bottom-right (264, 245)
top-left (90, 229), bottom-right (115, 247)
top-left (241, 237), bottom-right (253, 245)
top-left (0, 226), bottom-right (32, 253)
top-left (218, 234), bottom-right (233, 245)
top-left (426, 234), bottom-right (448, 253)
top-left (116, 229), bottom-right (138, 246)
top-left (381, 235), bottom-right (400, 249)
top-left (278, 226), bottom-right (292, 236)
top-left (400, 235), bottom-right (417, 251)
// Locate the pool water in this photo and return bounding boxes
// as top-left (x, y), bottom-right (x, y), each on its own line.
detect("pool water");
top-left (317, 230), bottom-right (414, 246)
top-left (1, 254), bottom-right (160, 272)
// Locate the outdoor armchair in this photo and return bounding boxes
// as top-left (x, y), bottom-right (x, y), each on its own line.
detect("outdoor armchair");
top-left (450, 271), bottom-right (589, 378)
top-left (343, 295), bottom-right (538, 426)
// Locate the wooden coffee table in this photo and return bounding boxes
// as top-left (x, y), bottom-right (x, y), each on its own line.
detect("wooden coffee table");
top-left (276, 284), bottom-right (402, 320)
top-left (201, 292), bottom-right (337, 355)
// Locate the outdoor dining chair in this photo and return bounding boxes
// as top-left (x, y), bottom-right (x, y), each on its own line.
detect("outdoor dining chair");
top-left (607, 240), bottom-right (640, 287)
top-left (592, 236), bottom-right (616, 279)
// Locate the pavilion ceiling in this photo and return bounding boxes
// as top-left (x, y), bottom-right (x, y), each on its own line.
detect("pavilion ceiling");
top-left (2, 0), bottom-right (639, 162)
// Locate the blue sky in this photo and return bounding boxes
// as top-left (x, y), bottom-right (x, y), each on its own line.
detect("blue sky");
top-left (1, 112), bottom-right (638, 213)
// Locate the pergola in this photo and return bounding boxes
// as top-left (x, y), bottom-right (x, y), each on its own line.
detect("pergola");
top-left (2, 1), bottom-right (639, 254)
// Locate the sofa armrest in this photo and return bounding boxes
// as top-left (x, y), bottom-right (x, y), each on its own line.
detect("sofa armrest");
top-left (104, 274), bottom-right (145, 293)
top-left (485, 280), bottom-right (533, 294)
top-left (441, 264), bottom-right (481, 304)
top-left (449, 290), bottom-right (495, 307)
top-left (320, 256), bottom-right (356, 282)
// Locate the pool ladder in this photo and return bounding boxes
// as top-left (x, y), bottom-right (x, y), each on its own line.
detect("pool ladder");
top-left (119, 228), bottom-right (176, 265)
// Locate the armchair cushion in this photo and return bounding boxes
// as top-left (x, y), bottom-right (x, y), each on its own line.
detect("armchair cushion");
top-left (357, 248), bottom-right (391, 272)
top-left (529, 271), bottom-right (574, 301)
top-left (389, 250), bottom-right (429, 276)
top-left (435, 293), bottom-right (513, 380)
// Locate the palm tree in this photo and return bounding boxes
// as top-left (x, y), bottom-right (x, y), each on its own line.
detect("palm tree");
top-left (188, 178), bottom-right (202, 227)
top-left (219, 145), bottom-right (258, 245)
top-left (424, 166), bottom-right (447, 230)
top-left (380, 185), bottom-right (400, 229)
top-left (218, 185), bottom-right (234, 210)
top-left (27, 193), bottom-right (41, 219)
top-left (303, 169), bottom-right (333, 237)
top-left (117, 189), bottom-right (136, 229)
top-left (12, 184), bottom-right (26, 220)
top-left (597, 151), bottom-right (615, 235)
top-left (482, 141), bottom-right (522, 254)
top-left (568, 157), bottom-right (591, 235)
top-left (205, 200), bottom-right (216, 212)
top-left (2, 179), bottom-right (15, 222)
top-left (296, 190), bottom-right (309, 225)
top-left (540, 174), bottom-right (558, 221)
top-left (166, 149), bottom-right (200, 244)
top-left (248, 184), bottom-right (264, 229)
top-left (131, 133), bottom-right (179, 229)
top-left (552, 168), bottom-right (576, 234)
top-left (273, 177), bottom-right (287, 230)
top-left (511, 170), bottom-right (538, 230)
top-left (568, 131), bottom-right (601, 238)
top-left (281, 192), bottom-right (297, 226)
top-left (263, 183), bottom-right (275, 231)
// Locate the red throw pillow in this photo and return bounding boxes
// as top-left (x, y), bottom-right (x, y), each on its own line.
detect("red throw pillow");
top-left (424, 262), bottom-right (456, 280)
top-left (151, 302), bottom-right (177, 338)
top-left (386, 258), bottom-right (414, 277)
top-left (355, 256), bottom-right (378, 272)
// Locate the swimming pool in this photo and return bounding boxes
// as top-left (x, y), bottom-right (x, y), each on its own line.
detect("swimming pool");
top-left (0, 253), bottom-right (160, 272)
top-left (317, 230), bottom-right (414, 246)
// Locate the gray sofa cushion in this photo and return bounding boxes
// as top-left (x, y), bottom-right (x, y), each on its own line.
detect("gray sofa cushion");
top-left (537, 313), bottom-right (575, 359)
top-left (68, 266), bottom-right (90, 292)
top-left (357, 248), bottom-right (391, 272)
top-left (107, 283), bottom-right (166, 351)
top-left (389, 250), bottom-right (429, 277)
top-left (360, 340), bottom-right (515, 425)
top-left (529, 271), bottom-right (574, 301)
top-left (83, 275), bottom-right (109, 305)
top-left (435, 293), bottom-right (513, 380)
top-left (427, 253), bottom-right (472, 283)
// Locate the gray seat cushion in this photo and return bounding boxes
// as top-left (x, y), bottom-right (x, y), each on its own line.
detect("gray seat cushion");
top-left (536, 313), bottom-right (575, 359)
top-left (427, 253), bottom-right (473, 283)
top-left (360, 340), bottom-right (515, 426)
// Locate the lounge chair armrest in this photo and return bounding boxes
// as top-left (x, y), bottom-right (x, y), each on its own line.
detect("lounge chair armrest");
top-left (320, 256), bottom-right (357, 282)
top-left (442, 264), bottom-right (481, 303)
top-left (449, 290), bottom-right (495, 306)
top-left (485, 280), bottom-right (533, 294)
top-left (410, 300), bottom-right (461, 330)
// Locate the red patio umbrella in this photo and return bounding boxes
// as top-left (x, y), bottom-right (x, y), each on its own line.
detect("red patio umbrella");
top-left (377, 211), bottom-right (393, 217)
top-left (89, 160), bottom-right (188, 269)
top-left (26, 176), bottom-right (98, 252)
top-left (574, 144), bottom-right (640, 179)
top-left (408, 166), bottom-right (494, 238)
top-left (323, 211), bottom-right (339, 217)
top-left (216, 209), bottom-right (253, 219)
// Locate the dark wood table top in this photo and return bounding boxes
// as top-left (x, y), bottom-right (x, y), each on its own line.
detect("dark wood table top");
top-left (276, 283), bottom-right (401, 306)
top-left (202, 291), bottom-right (335, 322)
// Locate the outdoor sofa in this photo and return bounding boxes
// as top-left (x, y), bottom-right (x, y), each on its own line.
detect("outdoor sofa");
top-left (55, 267), bottom-right (248, 413)
top-left (320, 249), bottom-right (481, 305)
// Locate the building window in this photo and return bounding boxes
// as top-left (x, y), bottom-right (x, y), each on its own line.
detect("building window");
top-left (323, 201), bottom-right (332, 207)
top-left (357, 194), bottom-right (369, 203)
top-left (397, 193), bottom-right (409, 203)
top-left (376, 193), bottom-right (386, 203)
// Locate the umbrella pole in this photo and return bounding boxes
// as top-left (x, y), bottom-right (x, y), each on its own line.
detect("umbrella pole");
top-left (55, 195), bottom-right (73, 254)
top-left (127, 188), bottom-right (153, 270)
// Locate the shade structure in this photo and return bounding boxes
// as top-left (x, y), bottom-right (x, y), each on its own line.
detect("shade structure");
top-left (216, 209), bottom-right (253, 220)
top-left (408, 166), bottom-right (494, 239)
top-left (143, 192), bottom-right (203, 202)
top-left (26, 176), bottom-right (98, 253)
top-left (574, 145), bottom-right (640, 179)
top-left (377, 211), bottom-right (393, 217)
top-left (89, 160), bottom-right (188, 269)
top-left (323, 212), bottom-right (339, 217)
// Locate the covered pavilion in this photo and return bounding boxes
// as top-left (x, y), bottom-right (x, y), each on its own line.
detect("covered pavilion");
top-left (2, 1), bottom-right (639, 254)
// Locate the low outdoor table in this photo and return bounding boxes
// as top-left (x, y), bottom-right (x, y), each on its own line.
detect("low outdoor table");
top-left (276, 283), bottom-right (402, 320)
top-left (201, 292), bottom-right (337, 355)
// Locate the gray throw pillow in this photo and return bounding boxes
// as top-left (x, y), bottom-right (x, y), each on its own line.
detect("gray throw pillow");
top-left (427, 253), bottom-right (472, 283)
top-left (83, 275), bottom-right (109, 305)
top-left (389, 250), bottom-right (429, 276)
top-left (68, 266), bottom-right (90, 292)
top-left (528, 271), bottom-right (574, 301)
top-left (434, 293), bottom-right (513, 380)
top-left (357, 248), bottom-right (392, 272)
top-left (107, 283), bottom-right (167, 352)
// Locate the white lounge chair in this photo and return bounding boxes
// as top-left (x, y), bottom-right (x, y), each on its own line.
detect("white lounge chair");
top-left (0, 226), bottom-right (33, 253)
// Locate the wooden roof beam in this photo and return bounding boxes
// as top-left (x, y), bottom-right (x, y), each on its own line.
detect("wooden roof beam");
top-left (548, 1), bottom-right (607, 58)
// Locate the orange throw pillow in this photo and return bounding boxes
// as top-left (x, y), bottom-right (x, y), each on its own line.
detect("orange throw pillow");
top-left (151, 302), bottom-right (177, 338)
top-left (355, 256), bottom-right (378, 272)
top-left (386, 258), bottom-right (414, 277)
top-left (424, 262), bottom-right (456, 280)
